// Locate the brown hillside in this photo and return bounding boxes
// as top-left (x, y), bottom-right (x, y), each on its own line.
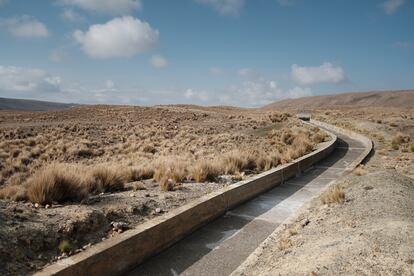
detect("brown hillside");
top-left (263, 90), bottom-right (414, 110)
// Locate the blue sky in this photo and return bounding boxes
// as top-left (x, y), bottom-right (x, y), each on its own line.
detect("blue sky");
top-left (0, 0), bottom-right (413, 106)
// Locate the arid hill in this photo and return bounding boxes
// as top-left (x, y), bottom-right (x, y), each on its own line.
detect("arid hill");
top-left (0, 97), bottom-right (77, 111)
top-left (264, 90), bottom-right (414, 110)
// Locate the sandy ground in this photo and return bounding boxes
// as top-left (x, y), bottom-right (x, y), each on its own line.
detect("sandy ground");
top-left (233, 107), bottom-right (414, 276)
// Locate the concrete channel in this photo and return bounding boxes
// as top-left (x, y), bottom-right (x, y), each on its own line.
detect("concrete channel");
top-left (126, 129), bottom-right (367, 276)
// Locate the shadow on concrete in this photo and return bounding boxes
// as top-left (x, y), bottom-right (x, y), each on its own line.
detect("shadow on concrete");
top-left (126, 138), bottom-right (351, 276)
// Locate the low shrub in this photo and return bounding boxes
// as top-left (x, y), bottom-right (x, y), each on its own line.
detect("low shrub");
top-left (190, 160), bottom-right (221, 182)
top-left (320, 185), bottom-right (345, 205)
top-left (87, 166), bottom-right (125, 194)
top-left (26, 164), bottom-right (88, 205)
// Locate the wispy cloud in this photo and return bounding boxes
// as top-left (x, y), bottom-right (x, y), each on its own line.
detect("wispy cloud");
top-left (149, 55), bottom-right (169, 69)
top-left (381, 0), bottom-right (406, 15)
top-left (393, 41), bottom-right (414, 49)
top-left (60, 8), bottom-right (84, 22)
top-left (0, 16), bottom-right (49, 38)
top-left (195, 0), bottom-right (244, 16)
top-left (58, 0), bottom-right (141, 16)
top-left (291, 62), bottom-right (346, 85)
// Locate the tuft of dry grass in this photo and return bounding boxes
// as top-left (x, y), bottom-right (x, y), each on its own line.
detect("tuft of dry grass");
top-left (0, 185), bottom-right (28, 201)
top-left (58, 240), bottom-right (72, 254)
top-left (153, 157), bottom-right (189, 184)
top-left (353, 165), bottom-right (367, 176)
top-left (159, 177), bottom-right (175, 191)
top-left (391, 132), bottom-right (410, 150)
top-left (320, 185), bottom-right (345, 205)
top-left (312, 130), bottom-right (328, 143)
top-left (87, 166), bottom-right (125, 194)
top-left (26, 164), bottom-right (88, 205)
top-left (278, 238), bottom-right (293, 250)
top-left (190, 160), bottom-right (221, 183)
top-left (127, 166), bottom-right (154, 182)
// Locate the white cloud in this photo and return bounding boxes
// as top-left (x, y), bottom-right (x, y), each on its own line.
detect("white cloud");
top-left (61, 8), bottom-right (84, 22)
top-left (0, 66), bottom-right (61, 97)
top-left (291, 62), bottom-right (345, 85)
top-left (58, 0), bottom-right (141, 15)
top-left (73, 16), bottom-right (159, 59)
top-left (0, 16), bottom-right (49, 38)
top-left (381, 0), bottom-right (406, 15)
top-left (195, 0), bottom-right (244, 15)
top-left (150, 55), bottom-right (169, 68)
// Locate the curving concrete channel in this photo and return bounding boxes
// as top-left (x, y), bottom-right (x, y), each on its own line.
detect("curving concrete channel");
top-left (126, 126), bottom-right (368, 276)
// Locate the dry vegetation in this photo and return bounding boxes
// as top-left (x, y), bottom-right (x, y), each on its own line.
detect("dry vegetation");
top-left (0, 104), bottom-right (329, 275)
top-left (0, 105), bottom-right (327, 205)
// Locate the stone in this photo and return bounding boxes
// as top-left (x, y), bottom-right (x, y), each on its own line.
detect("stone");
top-left (111, 221), bottom-right (129, 231)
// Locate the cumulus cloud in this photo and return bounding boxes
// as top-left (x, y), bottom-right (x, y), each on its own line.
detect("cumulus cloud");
top-left (149, 55), bottom-right (168, 68)
top-left (291, 62), bottom-right (346, 85)
top-left (73, 16), bottom-right (159, 59)
top-left (61, 8), bottom-right (84, 22)
top-left (195, 0), bottom-right (244, 15)
top-left (0, 16), bottom-right (49, 38)
top-left (0, 66), bottom-right (62, 98)
top-left (381, 0), bottom-right (406, 15)
top-left (58, 0), bottom-right (141, 15)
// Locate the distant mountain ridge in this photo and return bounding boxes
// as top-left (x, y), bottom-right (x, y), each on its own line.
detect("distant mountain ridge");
top-left (263, 90), bottom-right (414, 110)
top-left (0, 97), bottom-right (77, 111)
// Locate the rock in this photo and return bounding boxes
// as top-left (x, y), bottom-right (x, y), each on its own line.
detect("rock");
top-left (155, 208), bottom-right (162, 213)
top-left (82, 243), bottom-right (91, 250)
top-left (217, 175), bottom-right (233, 184)
top-left (34, 203), bottom-right (40, 208)
top-left (111, 221), bottom-right (129, 231)
top-left (130, 193), bottom-right (135, 197)
top-left (45, 204), bottom-right (50, 209)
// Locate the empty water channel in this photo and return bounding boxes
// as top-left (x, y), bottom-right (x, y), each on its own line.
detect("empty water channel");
top-left (126, 130), bottom-right (365, 276)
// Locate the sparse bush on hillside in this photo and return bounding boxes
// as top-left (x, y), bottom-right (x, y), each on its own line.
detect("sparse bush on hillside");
top-left (320, 185), bottom-right (345, 205)
top-left (0, 185), bottom-right (28, 201)
top-left (391, 132), bottom-right (410, 149)
top-left (26, 164), bottom-right (88, 205)
top-left (190, 160), bottom-right (221, 183)
top-left (87, 166), bottom-right (125, 194)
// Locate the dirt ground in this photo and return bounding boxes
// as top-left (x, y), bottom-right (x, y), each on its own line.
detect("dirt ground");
top-left (233, 107), bottom-right (414, 276)
top-left (0, 105), bottom-right (326, 275)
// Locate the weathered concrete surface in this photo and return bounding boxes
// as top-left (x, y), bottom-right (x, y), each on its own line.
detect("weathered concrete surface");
top-left (127, 131), bottom-right (367, 276)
